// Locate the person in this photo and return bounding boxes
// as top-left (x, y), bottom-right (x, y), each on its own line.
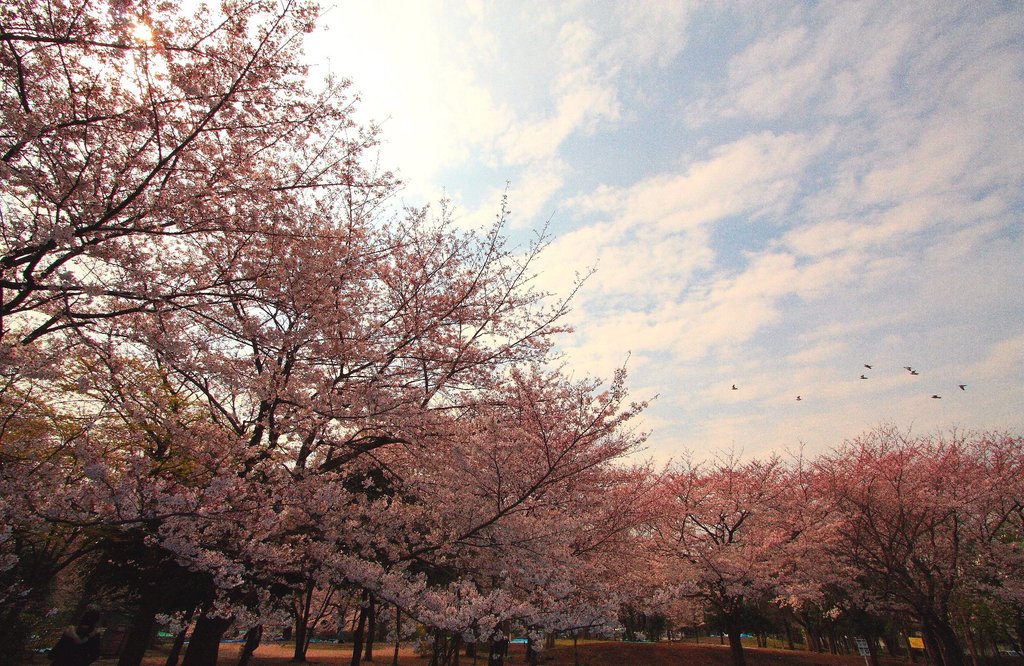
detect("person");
top-left (48, 609), bottom-right (102, 666)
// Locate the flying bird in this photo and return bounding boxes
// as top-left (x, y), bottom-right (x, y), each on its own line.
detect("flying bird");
top-left (931, 395), bottom-right (942, 399)
top-left (904, 366), bottom-right (913, 372)
top-left (860, 374), bottom-right (868, 380)
top-left (864, 364), bottom-right (873, 369)
top-left (959, 384), bottom-right (967, 391)
top-left (731, 384), bottom-right (738, 390)
top-left (910, 370), bottom-right (919, 376)
top-left (796, 395), bottom-right (802, 401)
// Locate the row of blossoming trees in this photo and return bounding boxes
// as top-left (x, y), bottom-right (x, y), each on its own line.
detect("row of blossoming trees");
top-left (646, 429), bottom-right (1024, 666)
top-left (1, 2), bottom-right (1021, 666)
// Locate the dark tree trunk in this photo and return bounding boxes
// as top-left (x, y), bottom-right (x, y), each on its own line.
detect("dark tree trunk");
top-left (923, 626), bottom-right (943, 666)
top-left (118, 586), bottom-right (161, 666)
top-left (487, 638), bottom-right (508, 666)
top-left (294, 579), bottom-right (314, 663)
top-left (1015, 607), bottom-right (1024, 656)
top-left (238, 625), bottom-right (263, 666)
top-left (363, 598), bottom-right (376, 661)
top-left (881, 625), bottom-right (900, 658)
top-left (927, 615), bottom-right (966, 666)
top-left (336, 595), bottom-right (353, 643)
top-left (349, 592), bottom-right (369, 666)
top-left (961, 617), bottom-right (980, 666)
top-left (429, 632), bottom-right (461, 666)
top-left (827, 626), bottom-right (839, 654)
top-left (181, 615), bottom-right (232, 666)
top-left (164, 605), bottom-right (197, 666)
top-left (392, 606), bottom-right (401, 666)
top-left (526, 638), bottom-right (540, 666)
top-left (868, 635), bottom-right (881, 666)
top-left (723, 612), bottom-right (746, 666)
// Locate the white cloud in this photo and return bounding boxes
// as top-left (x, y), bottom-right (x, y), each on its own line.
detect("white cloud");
top-left (303, 1), bottom-right (1024, 463)
top-left (306, 2), bottom-right (512, 203)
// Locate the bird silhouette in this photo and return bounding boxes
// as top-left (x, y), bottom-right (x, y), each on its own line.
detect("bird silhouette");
top-left (959, 384), bottom-right (967, 391)
top-left (910, 370), bottom-right (919, 376)
top-left (796, 395), bottom-right (802, 401)
top-left (860, 374), bottom-right (868, 380)
top-left (864, 364), bottom-right (873, 369)
top-left (931, 394), bottom-right (941, 399)
top-left (904, 366), bottom-right (913, 372)
top-left (731, 384), bottom-right (738, 390)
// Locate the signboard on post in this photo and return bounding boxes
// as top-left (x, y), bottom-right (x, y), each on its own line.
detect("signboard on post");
top-left (908, 636), bottom-right (925, 650)
top-left (854, 638), bottom-right (870, 666)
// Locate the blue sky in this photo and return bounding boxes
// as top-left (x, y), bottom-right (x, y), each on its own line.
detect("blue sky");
top-left (306, 1), bottom-right (1024, 462)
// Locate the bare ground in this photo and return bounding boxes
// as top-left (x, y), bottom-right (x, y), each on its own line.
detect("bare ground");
top-left (93, 640), bottom-right (942, 666)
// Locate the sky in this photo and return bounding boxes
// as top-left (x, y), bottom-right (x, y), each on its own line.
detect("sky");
top-left (304, 1), bottom-right (1024, 463)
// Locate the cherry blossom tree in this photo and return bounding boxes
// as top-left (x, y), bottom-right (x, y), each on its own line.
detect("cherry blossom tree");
top-left (1, 0), bottom-right (391, 344)
top-left (653, 454), bottom-right (803, 666)
top-left (813, 427), bottom-right (1024, 666)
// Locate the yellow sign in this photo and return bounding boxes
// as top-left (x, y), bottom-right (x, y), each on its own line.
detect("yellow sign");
top-left (908, 637), bottom-right (925, 649)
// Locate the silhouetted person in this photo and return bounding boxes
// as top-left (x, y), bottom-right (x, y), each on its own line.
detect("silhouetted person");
top-left (49, 609), bottom-right (102, 666)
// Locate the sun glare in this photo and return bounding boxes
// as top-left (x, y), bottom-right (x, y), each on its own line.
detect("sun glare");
top-left (132, 21), bottom-right (154, 45)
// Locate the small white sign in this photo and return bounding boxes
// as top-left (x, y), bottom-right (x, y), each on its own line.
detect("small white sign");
top-left (855, 638), bottom-right (871, 657)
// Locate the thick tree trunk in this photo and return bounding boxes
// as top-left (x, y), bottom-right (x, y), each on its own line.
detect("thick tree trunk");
top-left (487, 638), bottom-right (508, 666)
top-left (723, 613), bottom-right (746, 666)
top-left (881, 625), bottom-right (900, 658)
top-left (827, 626), bottom-right (839, 654)
top-left (866, 635), bottom-right (881, 666)
top-left (928, 615), bottom-right (966, 666)
top-left (118, 587), bottom-right (161, 666)
top-left (181, 615), bottom-right (232, 666)
top-left (238, 625), bottom-right (263, 666)
top-left (294, 615), bottom-right (308, 663)
top-left (363, 598), bottom-right (376, 661)
top-left (164, 605), bottom-right (198, 666)
top-left (959, 614), bottom-right (980, 666)
top-left (294, 579), bottom-right (314, 663)
top-left (922, 624), bottom-right (943, 666)
top-left (349, 593), bottom-right (369, 666)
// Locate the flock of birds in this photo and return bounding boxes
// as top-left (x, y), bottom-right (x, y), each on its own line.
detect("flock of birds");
top-left (731, 364), bottom-right (968, 401)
